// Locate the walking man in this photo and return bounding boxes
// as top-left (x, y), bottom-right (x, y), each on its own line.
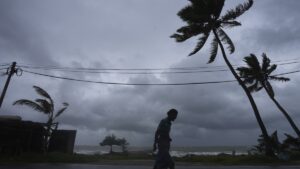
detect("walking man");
top-left (153, 109), bottom-right (178, 169)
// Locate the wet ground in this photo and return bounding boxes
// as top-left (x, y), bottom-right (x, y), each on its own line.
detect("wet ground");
top-left (0, 164), bottom-right (299, 169)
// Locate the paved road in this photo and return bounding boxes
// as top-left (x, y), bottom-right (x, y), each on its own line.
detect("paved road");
top-left (0, 164), bottom-right (299, 169)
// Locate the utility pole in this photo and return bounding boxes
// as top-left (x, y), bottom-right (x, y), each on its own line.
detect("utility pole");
top-left (0, 62), bottom-right (17, 108)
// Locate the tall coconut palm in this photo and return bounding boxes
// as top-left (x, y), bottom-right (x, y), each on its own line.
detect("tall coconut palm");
top-left (237, 53), bottom-right (300, 138)
top-left (13, 85), bottom-right (69, 151)
top-left (171, 0), bottom-right (274, 156)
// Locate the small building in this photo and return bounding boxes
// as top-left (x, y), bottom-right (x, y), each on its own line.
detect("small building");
top-left (0, 116), bottom-right (45, 154)
top-left (0, 115), bottom-right (76, 155)
top-left (48, 130), bottom-right (77, 154)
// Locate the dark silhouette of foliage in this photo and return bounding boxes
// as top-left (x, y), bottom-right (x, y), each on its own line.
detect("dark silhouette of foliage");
top-left (252, 131), bottom-right (282, 155)
top-left (13, 85), bottom-right (69, 152)
top-left (100, 134), bottom-right (129, 154)
top-left (171, 0), bottom-right (274, 156)
top-left (252, 132), bottom-right (300, 160)
top-left (282, 133), bottom-right (300, 152)
top-left (117, 138), bottom-right (129, 153)
top-left (237, 54), bottom-right (300, 138)
top-left (171, 0), bottom-right (252, 59)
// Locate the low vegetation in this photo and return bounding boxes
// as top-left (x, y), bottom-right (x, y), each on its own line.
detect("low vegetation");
top-left (1, 152), bottom-right (300, 165)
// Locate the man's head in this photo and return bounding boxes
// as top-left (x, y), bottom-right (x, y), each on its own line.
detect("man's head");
top-left (167, 109), bottom-right (178, 121)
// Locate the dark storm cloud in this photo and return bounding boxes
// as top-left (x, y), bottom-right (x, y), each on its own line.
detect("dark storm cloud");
top-left (1, 0), bottom-right (300, 146)
top-left (0, 1), bottom-right (57, 65)
top-left (239, 0), bottom-right (300, 51)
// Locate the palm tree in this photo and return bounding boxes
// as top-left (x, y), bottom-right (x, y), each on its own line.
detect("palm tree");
top-left (13, 85), bottom-right (69, 151)
top-left (237, 53), bottom-right (300, 138)
top-left (171, 0), bottom-right (274, 156)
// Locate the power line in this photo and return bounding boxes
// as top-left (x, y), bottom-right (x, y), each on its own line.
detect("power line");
top-left (23, 70), bottom-right (236, 86)
top-left (21, 67), bottom-right (229, 74)
top-left (23, 68), bottom-right (300, 86)
top-left (19, 64), bottom-right (228, 71)
top-left (274, 70), bottom-right (300, 76)
top-left (18, 57), bottom-right (300, 72)
top-left (19, 60), bottom-right (300, 75)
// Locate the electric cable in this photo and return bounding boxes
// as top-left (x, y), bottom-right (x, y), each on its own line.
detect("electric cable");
top-left (23, 70), bottom-right (236, 86)
top-left (22, 68), bottom-right (300, 86)
top-left (18, 57), bottom-right (300, 72)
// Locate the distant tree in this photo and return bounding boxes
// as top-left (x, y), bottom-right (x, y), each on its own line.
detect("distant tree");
top-left (117, 138), bottom-right (129, 153)
top-left (171, 0), bottom-right (274, 156)
top-left (252, 131), bottom-right (281, 155)
top-left (100, 134), bottom-right (119, 154)
top-left (13, 85), bottom-right (69, 152)
top-left (237, 54), bottom-right (300, 138)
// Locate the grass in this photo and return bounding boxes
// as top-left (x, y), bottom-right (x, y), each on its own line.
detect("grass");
top-left (1, 152), bottom-right (300, 165)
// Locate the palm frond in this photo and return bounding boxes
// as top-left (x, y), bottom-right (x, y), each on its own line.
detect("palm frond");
top-left (188, 33), bottom-right (210, 56)
top-left (35, 99), bottom-right (52, 114)
top-left (170, 33), bottom-right (188, 42)
top-left (244, 54), bottom-right (261, 71)
top-left (269, 76), bottom-right (290, 82)
top-left (177, 24), bottom-right (206, 35)
top-left (261, 53), bottom-right (271, 73)
top-left (171, 24), bottom-right (207, 42)
top-left (265, 81), bottom-right (275, 97)
top-left (221, 0), bottom-right (253, 21)
top-left (243, 76), bottom-right (255, 85)
top-left (177, 2), bottom-right (211, 24)
top-left (54, 107), bottom-right (68, 118)
top-left (247, 81), bottom-right (259, 93)
top-left (221, 21), bottom-right (242, 28)
top-left (33, 86), bottom-right (54, 111)
top-left (217, 29), bottom-right (235, 54)
top-left (179, 0), bottom-right (225, 23)
top-left (237, 67), bottom-right (253, 77)
top-left (63, 102), bottom-right (69, 106)
top-left (267, 64), bottom-right (277, 75)
top-left (255, 86), bottom-right (264, 92)
top-left (207, 35), bottom-right (218, 63)
top-left (54, 102), bottom-right (69, 119)
top-left (13, 99), bottom-right (45, 113)
top-left (33, 86), bottom-right (51, 100)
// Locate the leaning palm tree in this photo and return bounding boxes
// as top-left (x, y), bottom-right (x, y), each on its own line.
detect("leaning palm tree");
top-left (13, 85), bottom-right (69, 151)
top-left (237, 53), bottom-right (300, 138)
top-left (171, 0), bottom-right (274, 156)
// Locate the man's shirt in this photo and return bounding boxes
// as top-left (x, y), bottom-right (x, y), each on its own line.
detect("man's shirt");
top-left (156, 117), bottom-right (172, 142)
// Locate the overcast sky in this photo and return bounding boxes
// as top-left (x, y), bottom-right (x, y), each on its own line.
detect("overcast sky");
top-left (1, 0), bottom-right (300, 147)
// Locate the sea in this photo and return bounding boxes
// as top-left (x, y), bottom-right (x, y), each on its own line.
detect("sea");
top-left (74, 145), bottom-right (251, 157)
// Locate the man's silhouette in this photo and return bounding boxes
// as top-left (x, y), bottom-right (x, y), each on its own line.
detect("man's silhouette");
top-left (153, 109), bottom-right (178, 169)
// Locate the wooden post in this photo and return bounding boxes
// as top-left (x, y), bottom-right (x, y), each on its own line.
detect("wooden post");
top-left (0, 62), bottom-right (17, 108)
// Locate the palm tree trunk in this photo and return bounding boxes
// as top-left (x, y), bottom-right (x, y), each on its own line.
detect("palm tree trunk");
top-left (44, 118), bottom-right (53, 153)
top-left (262, 85), bottom-right (300, 138)
top-left (212, 29), bottom-right (274, 156)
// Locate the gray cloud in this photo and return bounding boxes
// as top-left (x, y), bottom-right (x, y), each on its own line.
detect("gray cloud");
top-left (1, 0), bottom-right (300, 146)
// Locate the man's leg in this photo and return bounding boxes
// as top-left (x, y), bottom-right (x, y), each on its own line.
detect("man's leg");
top-left (167, 152), bottom-right (175, 169)
top-left (169, 160), bottom-right (175, 169)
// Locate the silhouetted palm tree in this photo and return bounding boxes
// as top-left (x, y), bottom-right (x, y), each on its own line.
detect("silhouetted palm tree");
top-left (171, 0), bottom-right (274, 156)
top-left (13, 85), bottom-right (69, 151)
top-left (237, 53), bottom-right (300, 138)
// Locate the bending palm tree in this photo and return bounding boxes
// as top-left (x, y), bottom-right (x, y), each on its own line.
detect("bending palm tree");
top-left (171, 0), bottom-right (274, 156)
top-left (13, 85), bottom-right (69, 151)
top-left (237, 53), bottom-right (300, 138)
